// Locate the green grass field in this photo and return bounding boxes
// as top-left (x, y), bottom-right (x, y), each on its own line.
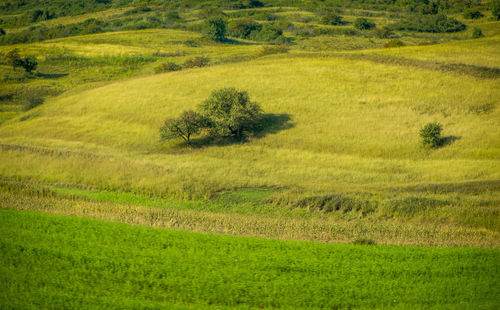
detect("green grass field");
top-left (1, 209), bottom-right (498, 309)
top-left (1, 1), bottom-right (499, 308)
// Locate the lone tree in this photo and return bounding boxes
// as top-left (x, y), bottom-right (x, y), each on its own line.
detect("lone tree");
top-left (420, 122), bottom-right (442, 148)
top-left (5, 49), bottom-right (23, 70)
top-left (199, 88), bottom-right (262, 139)
top-left (202, 16), bottom-right (227, 42)
top-left (5, 49), bottom-right (38, 73)
top-left (160, 110), bottom-right (206, 146)
top-left (0, 27), bottom-right (5, 36)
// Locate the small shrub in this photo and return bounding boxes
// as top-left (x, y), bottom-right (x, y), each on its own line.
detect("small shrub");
top-left (384, 39), bottom-right (404, 48)
top-left (463, 9), bottom-right (483, 19)
top-left (154, 62), bottom-right (182, 74)
top-left (353, 18), bottom-right (375, 30)
top-left (202, 16), bottom-right (227, 42)
top-left (472, 27), bottom-right (483, 38)
top-left (320, 13), bottom-right (343, 25)
top-left (0, 27), bottom-right (5, 36)
top-left (420, 122), bottom-right (442, 148)
top-left (183, 56), bottom-right (210, 69)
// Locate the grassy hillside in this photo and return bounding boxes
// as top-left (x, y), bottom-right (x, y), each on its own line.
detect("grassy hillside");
top-left (0, 29), bottom-right (499, 247)
top-left (1, 209), bottom-right (499, 309)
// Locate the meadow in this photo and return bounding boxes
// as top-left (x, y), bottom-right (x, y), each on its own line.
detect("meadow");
top-left (1, 0), bottom-right (499, 308)
top-left (1, 209), bottom-right (499, 309)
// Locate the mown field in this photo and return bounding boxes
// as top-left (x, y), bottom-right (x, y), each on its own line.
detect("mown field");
top-left (1, 0), bottom-right (499, 308)
top-left (1, 209), bottom-right (499, 309)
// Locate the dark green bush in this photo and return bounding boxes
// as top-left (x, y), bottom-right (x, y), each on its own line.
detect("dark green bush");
top-left (154, 62), bottom-right (182, 74)
top-left (353, 18), bottom-right (375, 30)
top-left (31, 9), bottom-right (56, 22)
top-left (0, 27), bottom-right (6, 36)
top-left (463, 9), bottom-right (483, 19)
top-left (228, 18), bottom-right (262, 38)
top-left (183, 56), bottom-right (210, 69)
top-left (420, 122), bottom-right (442, 148)
top-left (202, 16), bottom-right (227, 42)
top-left (394, 14), bottom-right (466, 33)
top-left (320, 12), bottom-right (343, 25)
top-left (249, 23), bottom-right (286, 43)
top-left (472, 27), bottom-right (483, 38)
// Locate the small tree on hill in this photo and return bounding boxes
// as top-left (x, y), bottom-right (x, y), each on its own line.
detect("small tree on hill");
top-left (160, 110), bottom-right (206, 146)
top-left (21, 56), bottom-right (38, 73)
top-left (420, 122), bottom-right (442, 148)
top-left (202, 16), bottom-right (227, 42)
top-left (5, 48), bottom-right (22, 71)
top-left (0, 27), bottom-right (5, 36)
top-left (199, 88), bottom-right (262, 139)
top-left (354, 18), bottom-right (375, 30)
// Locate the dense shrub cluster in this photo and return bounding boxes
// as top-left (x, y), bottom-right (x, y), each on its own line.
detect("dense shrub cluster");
top-left (31, 9), bottom-right (57, 22)
top-left (320, 12), bottom-right (343, 25)
top-left (202, 16), bottom-right (227, 42)
top-left (394, 14), bottom-right (466, 33)
top-left (228, 19), bottom-right (262, 38)
top-left (353, 18), bottom-right (376, 30)
top-left (463, 9), bottom-right (483, 19)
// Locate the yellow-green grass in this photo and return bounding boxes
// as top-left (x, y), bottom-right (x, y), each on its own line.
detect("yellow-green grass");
top-left (4, 7), bottom-right (132, 33)
top-left (0, 54), bottom-right (498, 194)
top-left (0, 29), bottom-right (266, 124)
top-left (370, 33), bottom-right (500, 68)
